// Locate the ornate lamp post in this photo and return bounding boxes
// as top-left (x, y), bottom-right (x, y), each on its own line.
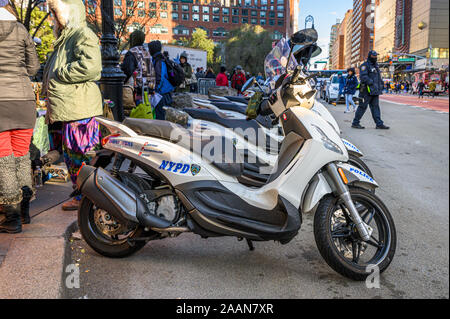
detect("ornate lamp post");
top-left (99, 0), bottom-right (125, 121)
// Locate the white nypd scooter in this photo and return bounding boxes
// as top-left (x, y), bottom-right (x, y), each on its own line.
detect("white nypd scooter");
top-left (76, 31), bottom-right (396, 281)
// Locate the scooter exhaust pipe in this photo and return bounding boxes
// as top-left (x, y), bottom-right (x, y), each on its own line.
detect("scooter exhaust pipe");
top-left (76, 165), bottom-right (171, 229)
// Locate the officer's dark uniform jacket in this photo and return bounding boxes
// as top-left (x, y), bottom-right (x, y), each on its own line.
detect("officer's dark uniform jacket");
top-left (359, 59), bottom-right (383, 96)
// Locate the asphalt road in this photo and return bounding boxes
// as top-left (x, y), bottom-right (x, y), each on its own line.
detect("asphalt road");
top-left (63, 98), bottom-right (449, 299)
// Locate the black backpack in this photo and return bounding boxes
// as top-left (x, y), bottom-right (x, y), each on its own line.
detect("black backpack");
top-left (164, 57), bottom-right (185, 87)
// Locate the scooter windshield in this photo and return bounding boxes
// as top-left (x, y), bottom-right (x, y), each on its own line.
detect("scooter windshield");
top-left (264, 38), bottom-right (298, 80)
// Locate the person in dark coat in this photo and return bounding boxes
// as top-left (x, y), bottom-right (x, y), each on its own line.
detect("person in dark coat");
top-left (344, 67), bottom-right (359, 113)
top-left (0, 0), bottom-right (40, 232)
top-left (352, 50), bottom-right (390, 130)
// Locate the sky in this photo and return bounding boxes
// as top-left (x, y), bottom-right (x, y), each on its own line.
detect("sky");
top-left (297, 0), bottom-right (354, 69)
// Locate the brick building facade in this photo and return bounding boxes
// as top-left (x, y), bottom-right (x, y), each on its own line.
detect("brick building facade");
top-left (350, 0), bottom-right (375, 67)
top-left (86, 0), bottom-right (299, 45)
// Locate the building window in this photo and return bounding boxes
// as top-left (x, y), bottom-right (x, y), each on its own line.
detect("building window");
top-left (260, 11), bottom-right (266, 18)
top-left (160, 11), bottom-right (168, 18)
top-left (182, 5), bottom-right (189, 11)
top-left (173, 25), bottom-right (190, 36)
top-left (251, 18), bottom-right (257, 24)
top-left (244, 0), bottom-right (251, 5)
top-left (277, 12), bottom-right (283, 18)
top-left (149, 11), bottom-right (156, 18)
top-left (242, 9), bottom-right (248, 15)
top-left (269, 19), bottom-right (274, 25)
top-left (272, 31), bottom-right (282, 40)
top-left (127, 23), bottom-right (142, 33)
top-left (203, 6), bottom-right (209, 14)
top-left (113, 0), bottom-right (121, 6)
top-left (212, 7), bottom-right (220, 14)
top-left (172, 12), bottom-right (179, 20)
top-left (277, 5), bottom-right (284, 11)
top-left (269, 11), bottom-right (275, 18)
top-left (251, 10), bottom-right (257, 16)
top-left (232, 16), bottom-right (239, 23)
top-left (138, 10), bottom-right (146, 17)
top-left (277, 19), bottom-right (283, 26)
top-left (222, 8), bottom-right (229, 15)
top-left (213, 27), bottom-right (228, 37)
top-left (261, 0), bottom-right (267, 4)
top-left (213, 15), bottom-right (220, 22)
top-left (172, 4), bottom-right (178, 11)
top-left (114, 8), bottom-right (122, 16)
top-left (232, 8), bottom-right (239, 15)
top-left (150, 24), bottom-right (168, 34)
top-left (192, 13), bottom-right (200, 21)
top-left (149, 2), bottom-right (156, 9)
top-left (223, 16), bottom-right (229, 23)
top-left (203, 15), bottom-right (210, 22)
top-left (192, 5), bottom-right (199, 13)
top-left (126, 8), bottom-right (133, 16)
top-left (182, 13), bottom-right (189, 20)
top-left (160, 3), bottom-right (168, 10)
top-left (136, 1), bottom-right (144, 8)
top-left (126, 0), bottom-right (134, 7)
top-left (260, 19), bottom-right (266, 25)
top-left (242, 17), bottom-right (248, 23)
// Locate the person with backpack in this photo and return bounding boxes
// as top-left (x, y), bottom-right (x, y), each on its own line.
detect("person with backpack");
top-left (148, 40), bottom-right (175, 120)
top-left (120, 30), bottom-right (155, 106)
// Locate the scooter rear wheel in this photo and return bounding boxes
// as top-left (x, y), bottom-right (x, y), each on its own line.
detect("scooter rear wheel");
top-left (314, 187), bottom-right (396, 281)
top-left (78, 196), bottom-right (155, 258)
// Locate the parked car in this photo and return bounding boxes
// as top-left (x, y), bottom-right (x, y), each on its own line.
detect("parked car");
top-left (325, 74), bottom-right (359, 104)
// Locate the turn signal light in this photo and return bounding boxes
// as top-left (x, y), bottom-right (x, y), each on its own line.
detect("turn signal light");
top-left (338, 168), bottom-right (348, 185)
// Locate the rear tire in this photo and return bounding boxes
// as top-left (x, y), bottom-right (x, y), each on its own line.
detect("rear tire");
top-left (78, 196), bottom-right (155, 258)
top-left (314, 188), bottom-right (396, 281)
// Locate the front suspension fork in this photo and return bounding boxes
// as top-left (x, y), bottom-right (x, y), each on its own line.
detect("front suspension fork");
top-left (326, 163), bottom-right (372, 241)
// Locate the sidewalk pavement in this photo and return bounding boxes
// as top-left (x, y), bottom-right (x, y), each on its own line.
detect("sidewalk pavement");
top-left (0, 181), bottom-right (76, 299)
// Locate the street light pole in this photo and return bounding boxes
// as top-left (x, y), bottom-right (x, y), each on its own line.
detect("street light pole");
top-left (99, 0), bottom-right (125, 122)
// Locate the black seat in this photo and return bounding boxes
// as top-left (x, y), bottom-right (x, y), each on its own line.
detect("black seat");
top-left (210, 101), bottom-right (247, 115)
top-left (225, 96), bottom-right (249, 104)
top-left (183, 108), bottom-right (267, 147)
top-left (122, 117), bottom-right (243, 176)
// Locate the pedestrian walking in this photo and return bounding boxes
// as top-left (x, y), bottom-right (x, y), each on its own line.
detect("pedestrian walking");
top-left (231, 65), bottom-right (246, 95)
top-left (343, 68), bottom-right (359, 113)
top-left (429, 80), bottom-right (437, 98)
top-left (352, 50), bottom-right (390, 130)
top-left (148, 40), bottom-right (174, 120)
top-left (215, 66), bottom-right (228, 87)
top-left (417, 81), bottom-right (425, 99)
top-left (0, 0), bottom-right (40, 233)
top-left (42, 0), bottom-right (103, 211)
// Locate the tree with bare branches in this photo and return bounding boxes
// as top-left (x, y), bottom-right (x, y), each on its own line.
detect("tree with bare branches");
top-left (85, 0), bottom-right (159, 50)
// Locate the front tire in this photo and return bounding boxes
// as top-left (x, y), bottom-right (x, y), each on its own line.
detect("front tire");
top-left (314, 188), bottom-right (396, 281)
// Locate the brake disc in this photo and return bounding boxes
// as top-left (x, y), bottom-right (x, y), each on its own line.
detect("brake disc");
top-left (94, 209), bottom-right (127, 236)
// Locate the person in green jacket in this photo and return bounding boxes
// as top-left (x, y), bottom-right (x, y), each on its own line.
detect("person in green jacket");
top-left (176, 51), bottom-right (194, 93)
top-left (42, 0), bottom-right (103, 211)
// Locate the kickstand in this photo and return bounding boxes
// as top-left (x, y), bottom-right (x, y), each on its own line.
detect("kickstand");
top-left (246, 239), bottom-right (255, 251)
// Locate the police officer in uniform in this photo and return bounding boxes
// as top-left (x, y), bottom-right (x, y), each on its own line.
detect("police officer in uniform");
top-left (352, 50), bottom-right (390, 130)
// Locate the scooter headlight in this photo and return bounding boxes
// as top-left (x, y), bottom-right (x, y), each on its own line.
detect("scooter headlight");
top-left (312, 125), bottom-right (343, 155)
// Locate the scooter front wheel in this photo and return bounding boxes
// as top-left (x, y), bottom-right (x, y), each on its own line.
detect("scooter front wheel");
top-left (313, 187), bottom-right (396, 281)
top-left (78, 196), bottom-right (156, 258)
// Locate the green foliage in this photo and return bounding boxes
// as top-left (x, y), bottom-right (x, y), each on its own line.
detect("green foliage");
top-left (28, 9), bottom-right (55, 63)
top-left (179, 28), bottom-right (221, 68)
top-left (225, 25), bottom-right (274, 75)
